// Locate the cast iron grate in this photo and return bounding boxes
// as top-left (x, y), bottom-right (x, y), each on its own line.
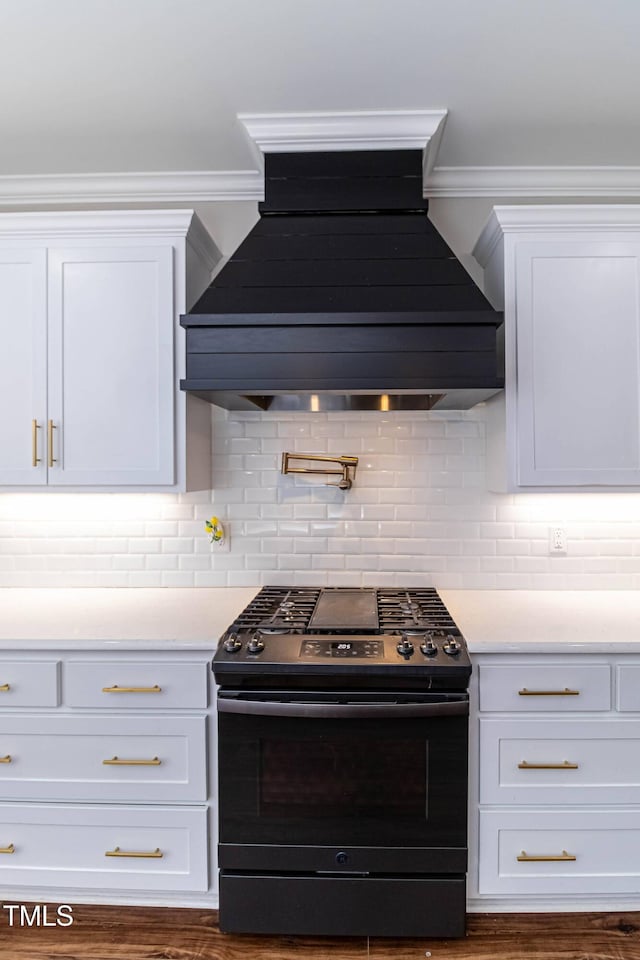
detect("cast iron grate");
top-left (377, 588), bottom-right (459, 633)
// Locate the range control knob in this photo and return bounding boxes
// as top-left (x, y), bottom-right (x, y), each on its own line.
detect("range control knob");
top-left (247, 633), bottom-right (265, 655)
top-left (443, 635), bottom-right (461, 656)
top-left (222, 634), bottom-right (242, 654)
top-left (396, 635), bottom-right (415, 657)
top-left (420, 633), bottom-right (438, 657)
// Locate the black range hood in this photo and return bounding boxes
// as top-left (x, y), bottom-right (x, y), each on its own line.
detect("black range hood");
top-left (180, 149), bottom-right (504, 411)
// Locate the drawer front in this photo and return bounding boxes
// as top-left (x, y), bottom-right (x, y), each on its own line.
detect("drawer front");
top-left (64, 660), bottom-right (208, 709)
top-left (479, 663), bottom-right (610, 712)
top-left (617, 664), bottom-right (640, 711)
top-left (480, 717), bottom-right (640, 804)
top-left (0, 715), bottom-right (206, 802)
top-left (0, 661), bottom-right (59, 707)
top-left (479, 809), bottom-right (640, 895)
top-left (0, 803), bottom-right (208, 891)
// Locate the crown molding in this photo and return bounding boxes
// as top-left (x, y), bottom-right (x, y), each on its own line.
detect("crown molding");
top-left (4, 164), bottom-right (640, 208)
top-left (473, 203), bottom-right (640, 267)
top-left (238, 109), bottom-right (449, 176)
top-left (427, 166), bottom-right (640, 198)
top-left (0, 170), bottom-right (263, 206)
top-left (0, 209), bottom-right (206, 240)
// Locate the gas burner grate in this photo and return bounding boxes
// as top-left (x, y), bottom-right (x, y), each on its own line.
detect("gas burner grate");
top-left (377, 588), bottom-right (459, 633)
top-left (229, 587), bottom-right (321, 634)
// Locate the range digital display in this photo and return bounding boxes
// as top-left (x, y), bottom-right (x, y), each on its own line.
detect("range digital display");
top-left (301, 639), bottom-right (383, 659)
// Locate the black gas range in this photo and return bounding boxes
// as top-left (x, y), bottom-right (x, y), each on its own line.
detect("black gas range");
top-left (214, 586), bottom-right (471, 939)
top-left (213, 585), bottom-right (471, 690)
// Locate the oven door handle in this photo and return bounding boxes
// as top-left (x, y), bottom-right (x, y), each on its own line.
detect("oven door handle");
top-left (217, 698), bottom-right (468, 719)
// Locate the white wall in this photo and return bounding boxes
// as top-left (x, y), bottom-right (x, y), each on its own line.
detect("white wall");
top-left (1, 406), bottom-right (640, 589)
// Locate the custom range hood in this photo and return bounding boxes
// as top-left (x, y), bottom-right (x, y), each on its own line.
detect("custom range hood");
top-left (180, 148), bottom-right (504, 411)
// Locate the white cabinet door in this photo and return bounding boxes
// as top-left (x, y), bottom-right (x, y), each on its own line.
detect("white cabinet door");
top-left (47, 247), bottom-right (175, 486)
top-left (515, 241), bottom-right (640, 486)
top-left (0, 249), bottom-right (47, 485)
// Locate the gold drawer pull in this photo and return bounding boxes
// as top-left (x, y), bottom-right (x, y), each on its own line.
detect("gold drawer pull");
top-left (102, 684), bottom-right (162, 694)
top-left (518, 760), bottom-right (579, 770)
top-left (47, 419), bottom-right (57, 468)
top-left (0, 755), bottom-right (12, 764)
top-left (32, 419), bottom-right (41, 467)
top-left (0, 844), bottom-right (14, 855)
top-left (0, 684), bottom-right (10, 693)
top-left (517, 849), bottom-right (576, 862)
top-left (518, 687), bottom-right (580, 696)
top-left (102, 756), bottom-right (161, 766)
top-left (105, 846), bottom-right (163, 859)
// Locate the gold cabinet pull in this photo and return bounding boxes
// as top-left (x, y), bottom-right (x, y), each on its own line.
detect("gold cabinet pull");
top-left (518, 687), bottom-right (580, 696)
top-left (32, 419), bottom-right (41, 466)
top-left (517, 849), bottom-right (576, 862)
top-left (47, 419), bottom-right (57, 468)
top-left (0, 684), bottom-right (10, 693)
top-left (102, 684), bottom-right (162, 694)
top-left (105, 846), bottom-right (163, 859)
top-left (518, 760), bottom-right (579, 770)
top-left (0, 756), bottom-right (12, 764)
top-left (102, 756), bottom-right (161, 766)
top-left (0, 844), bottom-right (14, 855)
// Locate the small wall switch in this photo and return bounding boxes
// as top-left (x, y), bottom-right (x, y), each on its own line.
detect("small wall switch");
top-left (549, 526), bottom-right (567, 555)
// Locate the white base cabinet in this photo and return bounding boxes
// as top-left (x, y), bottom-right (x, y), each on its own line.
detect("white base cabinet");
top-left (0, 212), bottom-right (220, 492)
top-left (471, 653), bottom-right (640, 910)
top-left (479, 809), bottom-right (640, 897)
top-left (0, 804), bottom-right (208, 893)
top-left (0, 645), bottom-right (215, 907)
top-left (473, 206), bottom-right (640, 491)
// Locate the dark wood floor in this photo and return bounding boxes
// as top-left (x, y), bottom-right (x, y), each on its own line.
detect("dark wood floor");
top-left (0, 905), bottom-right (639, 960)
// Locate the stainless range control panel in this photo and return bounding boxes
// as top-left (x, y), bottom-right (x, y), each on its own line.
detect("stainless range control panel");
top-left (301, 638), bottom-right (384, 659)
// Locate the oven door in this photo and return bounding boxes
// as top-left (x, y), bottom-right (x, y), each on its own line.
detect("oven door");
top-left (217, 689), bottom-right (468, 875)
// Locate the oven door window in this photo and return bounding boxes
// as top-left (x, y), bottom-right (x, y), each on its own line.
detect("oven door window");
top-left (218, 700), bottom-right (467, 849)
top-left (261, 736), bottom-right (426, 819)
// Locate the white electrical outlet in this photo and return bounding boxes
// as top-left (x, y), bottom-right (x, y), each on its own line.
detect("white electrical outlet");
top-left (213, 528), bottom-right (230, 553)
top-left (549, 526), bottom-right (567, 555)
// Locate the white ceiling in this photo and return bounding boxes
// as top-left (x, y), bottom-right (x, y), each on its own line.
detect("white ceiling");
top-left (3, 0), bottom-right (640, 177)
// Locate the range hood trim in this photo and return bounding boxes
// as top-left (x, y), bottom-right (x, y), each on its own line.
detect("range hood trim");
top-left (181, 310), bottom-right (502, 328)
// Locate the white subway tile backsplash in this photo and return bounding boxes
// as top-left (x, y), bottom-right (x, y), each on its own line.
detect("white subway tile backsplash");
top-left (4, 409), bottom-right (640, 587)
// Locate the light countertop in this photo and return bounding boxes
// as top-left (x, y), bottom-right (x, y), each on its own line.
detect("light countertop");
top-left (0, 587), bottom-right (638, 653)
top-left (0, 587), bottom-right (259, 649)
top-left (440, 589), bottom-right (640, 653)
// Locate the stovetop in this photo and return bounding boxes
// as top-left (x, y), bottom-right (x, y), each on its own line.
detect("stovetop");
top-left (214, 586), bottom-right (471, 690)
top-left (228, 586), bottom-right (459, 634)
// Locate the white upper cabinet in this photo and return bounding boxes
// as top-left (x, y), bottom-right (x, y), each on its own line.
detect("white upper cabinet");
top-left (0, 212), bottom-right (220, 492)
top-left (0, 249), bottom-right (47, 485)
top-left (474, 206), bottom-right (640, 490)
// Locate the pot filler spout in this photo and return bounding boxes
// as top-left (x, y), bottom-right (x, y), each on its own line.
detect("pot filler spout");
top-left (180, 149), bottom-right (504, 411)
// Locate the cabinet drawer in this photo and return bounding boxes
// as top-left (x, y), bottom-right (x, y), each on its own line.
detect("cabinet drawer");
top-left (64, 660), bottom-right (207, 709)
top-left (0, 661), bottom-right (59, 707)
top-left (479, 663), bottom-right (610, 712)
top-left (0, 715), bottom-right (206, 802)
top-left (480, 717), bottom-right (640, 804)
top-left (0, 803), bottom-right (208, 891)
top-left (479, 809), bottom-right (640, 895)
top-left (617, 664), bottom-right (640, 711)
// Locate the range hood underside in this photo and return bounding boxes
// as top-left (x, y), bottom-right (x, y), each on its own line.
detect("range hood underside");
top-left (185, 387), bottom-right (502, 412)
